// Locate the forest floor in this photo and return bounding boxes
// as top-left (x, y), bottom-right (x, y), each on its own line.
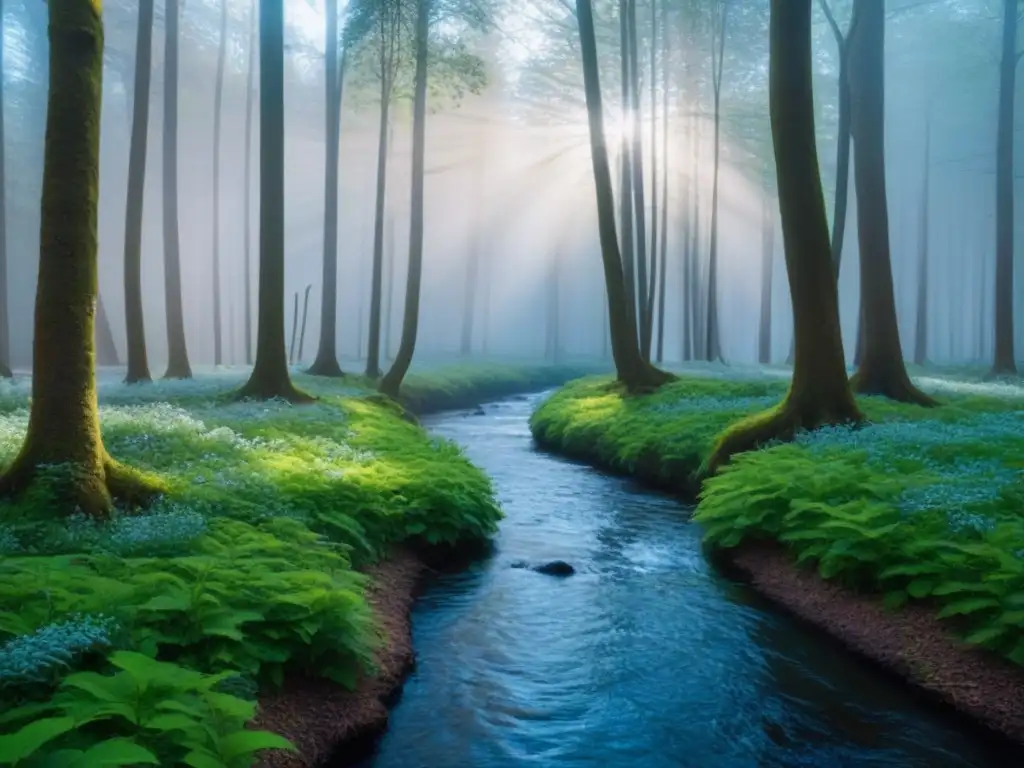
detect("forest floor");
top-left (530, 363), bottom-right (1024, 743)
top-left (0, 361), bottom-right (595, 767)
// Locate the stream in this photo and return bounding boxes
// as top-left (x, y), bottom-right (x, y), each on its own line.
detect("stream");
top-left (356, 392), bottom-right (1009, 767)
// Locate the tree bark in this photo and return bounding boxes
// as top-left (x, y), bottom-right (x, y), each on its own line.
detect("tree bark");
top-left (298, 284), bottom-right (311, 362)
top-left (243, 0), bottom-right (257, 366)
top-left (913, 113), bottom-right (930, 367)
top-left (237, 0), bottom-right (310, 402)
top-left (758, 172), bottom-right (775, 365)
top-left (705, 0), bottom-right (862, 475)
top-left (847, 0), bottom-right (934, 404)
top-left (380, 0), bottom-right (428, 400)
top-left (0, 0), bottom-right (161, 515)
top-left (0, 0), bottom-right (11, 378)
top-left (211, 0), bottom-right (228, 366)
top-left (123, 0), bottom-right (154, 383)
top-left (991, 0), bottom-right (1018, 375)
top-left (162, 0), bottom-right (191, 379)
top-left (574, 0), bottom-right (671, 390)
top-left (309, 0), bottom-right (346, 377)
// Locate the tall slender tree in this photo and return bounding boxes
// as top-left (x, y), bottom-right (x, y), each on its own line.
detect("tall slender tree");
top-left (913, 113), bottom-right (931, 367)
top-left (0, 0), bottom-right (162, 515)
top-left (237, 0), bottom-right (311, 402)
top-left (758, 170), bottom-right (775, 365)
top-left (705, 0), bottom-right (862, 475)
top-left (243, 0), bottom-right (257, 365)
top-left (211, 0), bottom-right (228, 365)
top-left (846, 0), bottom-right (934, 404)
top-left (0, 0), bottom-right (10, 379)
top-left (309, 0), bottom-right (348, 377)
top-left (704, 0), bottom-right (727, 363)
top-left (123, 0), bottom-right (155, 383)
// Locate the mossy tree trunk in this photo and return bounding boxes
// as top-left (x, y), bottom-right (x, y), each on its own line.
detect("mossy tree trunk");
top-left (309, 0), bottom-right (347, 378)
top-left (991, 0), bottom-right (1018, 375)
top-left (847, 0), bottom-right (935, 405)
top-left (379, 0), bottom-right (428, 401)
top-left (0, 0), bottom-right (11, 379)
top-left (211, 0), bottom-right (228, 366)
top-left (913, 113), bottom-right (930, 367)
top-left (0, 0), bottom-right (162, 516)
top-left (243, 0), bottom-right (257, 366)
top-left (575, 0), bottom-right (672, 391)
top-left (162, 0), bottom-right (191, 379)
top-left (237, 0), bottom-right (311, 403)
top-left (705, 0), bottom-right (862, 475)
top-left (123, 0), bottom-right (154, 383)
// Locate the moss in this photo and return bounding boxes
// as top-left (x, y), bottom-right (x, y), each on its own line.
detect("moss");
top-left (530, 368), bottom-right (1024, 668)
top-left (0, 362), bottom-right (587, 761)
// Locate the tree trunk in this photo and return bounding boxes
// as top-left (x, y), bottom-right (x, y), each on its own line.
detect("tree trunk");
top-left (706, 0), bottom-right (862, 475)
top-left (366, 69), bottom-right (394, 378)
top-left (991, 0), bottom-right (1018, 375)
top-left (298, 284), bottom-right (311, 362)
top-left (847, 0), bottom-right (934, 404)
top-left (618, 0), bottom-right (636, 337)
top-left (95, 291), bottom-right (119, 366)
top-left (289, 290), bottom-right (298, 364)
top-left (123, 0), bottom-right (154, 383)
top-left (690, 110), bottom-right (703, 360)
top-left (574, 0), bottom-right (671, 390)
top-left (309, 0), bottom-right (346, 377)
top-left (243, 0), bottom-right (256, 366)
top-left (162, 0), bottom-right (191, 379)
top-left (913, 114), bottom-right (930, 367)
top-left (379, 0), bottom-right (428, 400)
top-left (0, 1), bottom-right (11, 378)
top-left (627, 0), bottom-right (650, 359)
top-left (654, 0), bottom-right (668, 364)
top-left (758, 173), bottom-right (775, 365)
top-left (461, 132), bottom-right (485, 356)
top-left (237, 0), bottom-right (310, 402)
top-left (212, 0), bottom-right (227, 365)
top-left (705, 4), bottom-right (727, 363)
top-left (0, 0), bottom-right (161, 515)
top-left (384, 209), bottom-right (395, 360)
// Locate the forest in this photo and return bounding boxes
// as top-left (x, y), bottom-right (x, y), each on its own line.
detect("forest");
top-left (0, 0), bottom-right (1023, 766)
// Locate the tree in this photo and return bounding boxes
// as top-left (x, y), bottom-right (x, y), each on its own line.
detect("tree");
top-left (913, 112), bottom-right (930, 366)
top-left (0, 0), bottom-right (10, 379)
top-left (236, 0), bottom-right (311, 402)
top-left (211, 0), bottom-right (228, 366)
top-left (704, 0), bottom-right (727, 364)
top-left (243, 0), bottom-right (257, 365)
top-left (626, 0), bottom-right (650, 359)
top-left (573, 0), bottom-right (671, 390)
top-left (818, 0), bottom-right (853, 273)
top-left (162, 0), bottom-right (192, 379)
top-left (0, 0), bottom-right (162, 516)
top-left (991, 0), bottom-right (1018, 375)
top-left (704, 0), bottom-right (862, 475)
top-left (653, 0), bottom-right (669, 364)
top-left (846, 0), bottom-right (934, 405)
top-left (123, 0), bottom-right (155, 383)
top-left (308, 0), bottom-right (349, 377)
top-left (758, 168), bottom-right (774, 365)
top-left (379, 0), bottom-right (427, 399)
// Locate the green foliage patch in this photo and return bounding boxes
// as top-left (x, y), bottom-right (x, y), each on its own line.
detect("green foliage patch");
top-left (530, 367), bottom-right (1024, 667)
top-left (0, 363), bottom-right (575, 766)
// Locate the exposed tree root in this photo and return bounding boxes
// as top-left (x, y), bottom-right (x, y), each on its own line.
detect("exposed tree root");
top-left (235, 373), bottom-right (315, 403)
top-left (850, 369), bottom-right (938, 407)
top-left (163, 364), bottom-right (192, 380)
top-left (985, 361), bottom-right (1019, 380)
top-left (306, 357), bottom-right (346, 378)
top-left (124, 372), bottom-right (152, 385)
top-left (702, 396), bottom-right (864, 479)
top-left (622, 364), bottom-right (676, 394)
top-left (0, 453), bottom-right (165, 518)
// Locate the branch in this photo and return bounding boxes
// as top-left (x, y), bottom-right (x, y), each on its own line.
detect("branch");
top-left (817, 0), bottom-right (844, 48)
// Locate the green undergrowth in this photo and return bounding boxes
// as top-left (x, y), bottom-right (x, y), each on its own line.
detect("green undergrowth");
top-left (530, 368), bottom-right (1024, 668)
top-left (0, 363), bottom-right (581, 766)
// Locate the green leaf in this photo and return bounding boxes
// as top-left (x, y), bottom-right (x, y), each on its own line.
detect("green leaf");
top-left (906, 579), bottom-right (935, 599)
top-left (78, 738), bottom-right (160, 766)
top-left (0, 717), bottom-right (76, 764)
top-left (936, 597), bottom-right (1001, 619)
top-left (217, 730), bottom-right (295, 761)
top-left (182, 748), bottom-right (225, 768)
top-left (963, 626), bottom-right (1006, 647)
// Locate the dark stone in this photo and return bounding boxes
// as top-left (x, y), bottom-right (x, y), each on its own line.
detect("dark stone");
top-left (533, 560), bottom-right (575, 577)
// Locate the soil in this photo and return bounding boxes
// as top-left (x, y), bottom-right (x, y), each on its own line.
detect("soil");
top-left (722, 541), bottom-right (1024, 749)
top-left (253, 550), bottom-right (425, 768)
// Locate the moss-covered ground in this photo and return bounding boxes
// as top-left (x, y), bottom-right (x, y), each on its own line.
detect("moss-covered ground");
top-left (530, 365), bottom-right (1024, 670)
top-left (0, 362), bottom-right (595, 767)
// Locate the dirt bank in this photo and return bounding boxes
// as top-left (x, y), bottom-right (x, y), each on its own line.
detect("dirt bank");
top-left (723, 541), bottom-right (1024, 749)
top-left (254, 550), bottom-right (425, 768)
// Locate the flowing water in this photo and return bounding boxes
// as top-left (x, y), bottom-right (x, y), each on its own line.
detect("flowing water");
top-left (357, 392), bottom-right (1011, 768)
